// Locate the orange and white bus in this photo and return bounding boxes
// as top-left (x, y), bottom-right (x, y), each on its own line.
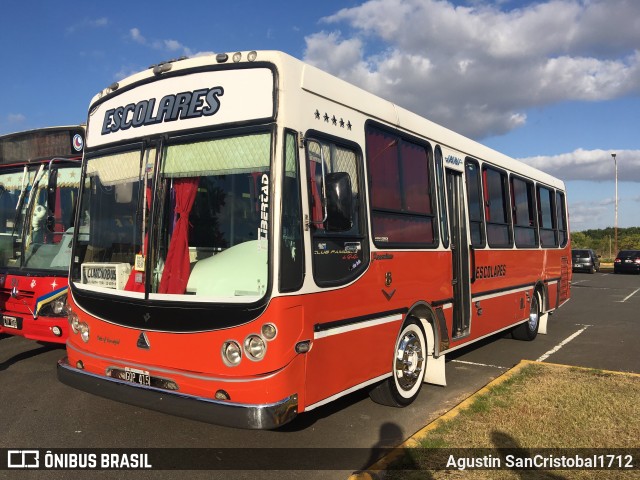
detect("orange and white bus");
top-left (1, 126), bottom-right (84, 343)
top-left (58, 51), bottom-right (570, 428)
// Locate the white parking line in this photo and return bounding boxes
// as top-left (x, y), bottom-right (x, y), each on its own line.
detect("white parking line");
top-left (451, 359), bottom-right (507, 370)
top-left (620, 288), bottom-right (640, 303)
top-left (536, 325), bottom-right (591, 362)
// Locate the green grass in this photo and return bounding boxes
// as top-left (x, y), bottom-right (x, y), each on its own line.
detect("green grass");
top-left (382, 363), bottom-right (640, 479)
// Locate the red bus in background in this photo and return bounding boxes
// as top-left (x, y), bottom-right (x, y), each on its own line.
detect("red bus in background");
top-left (57, 51), bottom-right (571, 429)
top-left (0, 126), bottom-right (84, 343)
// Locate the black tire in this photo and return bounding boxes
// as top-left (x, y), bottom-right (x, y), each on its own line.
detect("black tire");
top-left (589, 265), bottom-right (596, 274)
top-left (369, 318), bottom-right (426, 407)
top-left (512, 292), bottom-right (540, 341)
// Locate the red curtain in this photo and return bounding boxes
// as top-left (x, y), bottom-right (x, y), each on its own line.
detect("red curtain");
top-left (158, 177), bottom-right (199, 294)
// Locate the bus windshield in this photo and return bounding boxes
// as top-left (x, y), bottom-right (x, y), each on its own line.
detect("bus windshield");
top-left (0, 164), bottom-right (81, 272)
top-left (72, 131), bottom-right (272, 302)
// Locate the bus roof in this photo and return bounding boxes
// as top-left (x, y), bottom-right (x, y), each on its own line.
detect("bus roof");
top-left (89, 50), bottom-right (563, 189)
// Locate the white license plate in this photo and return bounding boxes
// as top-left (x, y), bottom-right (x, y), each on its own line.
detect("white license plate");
top-left (124, 367), bottom-right (151, 386)
top-left (2, 315), bottom-right (20, 329)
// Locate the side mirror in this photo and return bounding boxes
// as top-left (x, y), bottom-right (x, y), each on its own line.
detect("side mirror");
top-left (325, 172), bottom-right (353, 232)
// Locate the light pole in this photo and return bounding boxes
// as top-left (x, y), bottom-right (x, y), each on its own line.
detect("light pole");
top-left (611, 153), bottom-right (617, 255)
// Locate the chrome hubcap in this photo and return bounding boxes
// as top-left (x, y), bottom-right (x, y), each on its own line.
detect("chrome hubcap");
top-left (528, 296), bottom-right (539, 331)
top-left (395, 330), bottom-right (425, 391)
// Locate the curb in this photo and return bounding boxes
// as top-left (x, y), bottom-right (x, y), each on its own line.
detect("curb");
top-left (348, 360), bottom-right (640, 479)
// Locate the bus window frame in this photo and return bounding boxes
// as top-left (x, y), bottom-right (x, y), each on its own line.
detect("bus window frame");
top-left (364, 121), bottom-right (439, 250)
top-left (305, 129), bottom-right (369, 288)
top-left (536, 184), bottom-right (558, 248)
top-left (509, 173), bottom-right (539, 249)
top-left (464, 157), bottom-right (486, 249)
top-left (434, 145), bottom-right (450, 249)
top-left (482, 164), bottom-right (513, 249)
top-left (279, 129), bottom-right (305, 293)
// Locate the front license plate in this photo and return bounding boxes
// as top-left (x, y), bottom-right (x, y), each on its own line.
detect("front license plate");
top-left (2, 315), bottom-right (21, 329)
top-left (124, 367), bottom-right (151, 386)
top-left (107, 367), bottom-right (179, 391)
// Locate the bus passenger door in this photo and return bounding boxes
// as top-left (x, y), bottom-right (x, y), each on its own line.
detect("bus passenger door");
top-left (446, 170), bottom-right (471, 338)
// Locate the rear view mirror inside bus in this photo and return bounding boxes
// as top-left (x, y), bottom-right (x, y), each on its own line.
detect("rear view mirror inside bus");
top-left (115, 183), bottom-right (133, 203)
top-left (325, 172), bottom-right (353, 232)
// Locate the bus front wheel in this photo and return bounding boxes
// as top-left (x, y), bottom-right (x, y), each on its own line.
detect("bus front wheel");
top-left (369, 318), bottom-right (426, 407)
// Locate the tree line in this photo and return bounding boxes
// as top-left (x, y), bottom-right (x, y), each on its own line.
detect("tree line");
top-left (571, 227), bottom-right (640, 260)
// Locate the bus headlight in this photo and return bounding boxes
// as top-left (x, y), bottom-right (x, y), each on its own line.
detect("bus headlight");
top-left (222, 341), bottom-right (242, 367)
top-left (79, 322), bottom-right (90, 343)
top-left (69, 311), bottom-right (80, 334)
top-left (244, 335), bottom-right (266, 361)
top-left (261, 323), bottom-right (277, 341)
top-left (52, 297), bottom-right (66, 315)
top-left (39, 295), bottom-right (68, 317)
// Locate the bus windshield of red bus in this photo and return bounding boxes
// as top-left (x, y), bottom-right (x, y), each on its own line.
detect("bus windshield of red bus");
top-left (72, 132), bottom-right (272, 302)
top-left (0, 164), bottom-right (80, 272)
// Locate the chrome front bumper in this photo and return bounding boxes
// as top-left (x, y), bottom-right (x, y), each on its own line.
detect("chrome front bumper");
top-left (57, 356), bottom-right (298, 429)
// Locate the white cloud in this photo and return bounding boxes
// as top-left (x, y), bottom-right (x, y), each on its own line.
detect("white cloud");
top-left (129, 28), bottom-right (193, 57)
top-left (303, 0), bottom-right (640, 139)
top-left (130, 28), bottom-right (146, 45)
top-left (66, 17), bottom-right (109, 35)
top-left (568, 200), bottom-right (610, 230)
top-left (519, 149), bottom-right (640, 182)
top-left (7, 113), bottom-right (26, 125)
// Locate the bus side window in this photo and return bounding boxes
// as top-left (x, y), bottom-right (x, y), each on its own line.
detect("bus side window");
top-left (537, 185), bottom-right (558, 247)
top-left (306, 137), bottom-right (367, 287)
top-left (280, 131), bottom-right (304, 293)
top-left (365, 125), bottom-right (436, 248)
top-left (482, 166), bottom-right (512, 248)
top-left (510, 176), bottom-right (538, 248)
top-left (435, 146), bottom-right (449, 248)
top-left (464, 158), bottom-right (485, 248)
top-left (556, 191), bottom-right (568, 247)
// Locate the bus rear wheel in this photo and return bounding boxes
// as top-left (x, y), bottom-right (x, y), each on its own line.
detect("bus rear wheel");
top-left (369, 318), bottom-right (426, 407)
top-left (512, 292), bottom-right (540, 341)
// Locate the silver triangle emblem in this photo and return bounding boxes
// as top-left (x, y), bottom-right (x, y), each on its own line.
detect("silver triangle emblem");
top-left (137, 332), bottom-right (151, 349)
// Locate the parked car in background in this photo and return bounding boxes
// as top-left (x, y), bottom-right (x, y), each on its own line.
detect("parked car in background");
top-left (614, 250), bottom-right (640, 274)
top-left (572, 249), bottom-right (601, 274)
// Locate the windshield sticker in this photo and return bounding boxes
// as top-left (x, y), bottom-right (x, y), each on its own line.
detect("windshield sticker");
top-left (258, 173), bottom-right (269, 250)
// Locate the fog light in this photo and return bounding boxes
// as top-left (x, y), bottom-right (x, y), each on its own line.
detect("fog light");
top-left (295, 340), bottom-right (311, 354)
top-left (76, 360), bottom-right (84, 369)
top-left (222, 341), bottom-right (242, 367)
top-left (79, 322), bottom-right (90, 343)
top-left (244, 335), bottom-right (266, 361)
top-left (52, 326), bottom-right (62, 337)
top-left (261, 323), bottom-right (277, 341)
top-left (215, 390), bottom-right (230, 401)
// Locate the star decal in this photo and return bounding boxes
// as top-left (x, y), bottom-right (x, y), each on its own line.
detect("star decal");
top-left (323, 113), bottom-right (329, 122)
top-left (314, 109), bottom-right (320, 120)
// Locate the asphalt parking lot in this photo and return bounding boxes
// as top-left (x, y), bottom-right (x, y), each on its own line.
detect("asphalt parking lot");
top-left (1, 270), bottom-right (638, 479)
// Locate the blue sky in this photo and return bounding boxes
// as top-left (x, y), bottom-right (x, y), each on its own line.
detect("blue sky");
top-left (1, 0), bottom-right (638, 231)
